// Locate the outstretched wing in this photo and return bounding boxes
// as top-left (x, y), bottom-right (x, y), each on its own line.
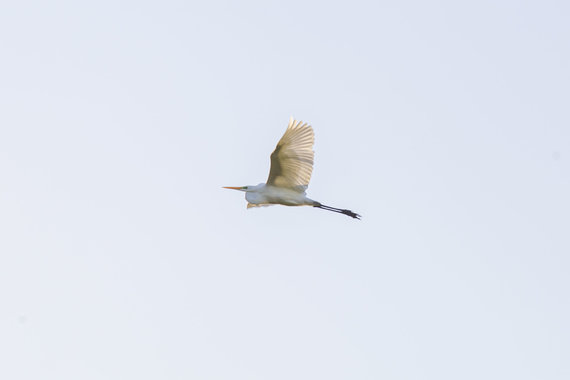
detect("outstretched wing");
top-left (266, 117), bottom-right (315, 190)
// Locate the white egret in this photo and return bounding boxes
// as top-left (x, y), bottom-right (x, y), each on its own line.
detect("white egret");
top-left (224, 117), bottom-right (361, 219)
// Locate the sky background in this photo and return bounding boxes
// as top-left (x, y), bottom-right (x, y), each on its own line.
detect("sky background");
top-left (1, 1), bottom-right (569, 379)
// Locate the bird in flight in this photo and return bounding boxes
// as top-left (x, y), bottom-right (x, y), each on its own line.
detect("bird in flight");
top-left (224, 117), bottom-right (361, 219)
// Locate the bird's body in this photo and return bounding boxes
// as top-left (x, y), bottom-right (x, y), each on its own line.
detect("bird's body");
top-left (224, 118), bottom-right (360, 219)
top-left (244, 184), bottom-right (315, 207)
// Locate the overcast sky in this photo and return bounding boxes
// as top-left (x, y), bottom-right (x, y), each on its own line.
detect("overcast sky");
top-left (1, 1), bottom-right (569, 379)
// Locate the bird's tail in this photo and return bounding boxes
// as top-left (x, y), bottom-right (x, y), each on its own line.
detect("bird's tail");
top-left (313, 202), bottom-right (361, 219)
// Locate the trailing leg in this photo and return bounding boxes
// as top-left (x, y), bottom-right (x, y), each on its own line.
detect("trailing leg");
top-left (313, 202), bottom-right (361, 219)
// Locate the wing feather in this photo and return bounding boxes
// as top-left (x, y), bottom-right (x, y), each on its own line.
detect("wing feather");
top-left (266, 117), bottom-right (315, 190)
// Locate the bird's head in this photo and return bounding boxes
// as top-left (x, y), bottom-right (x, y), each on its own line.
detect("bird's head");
top-left (223, 184), bottom-right (264, 192)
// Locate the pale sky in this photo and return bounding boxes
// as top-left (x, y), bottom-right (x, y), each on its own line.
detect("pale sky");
top-left (1, 1), bottom-right (569, 379)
